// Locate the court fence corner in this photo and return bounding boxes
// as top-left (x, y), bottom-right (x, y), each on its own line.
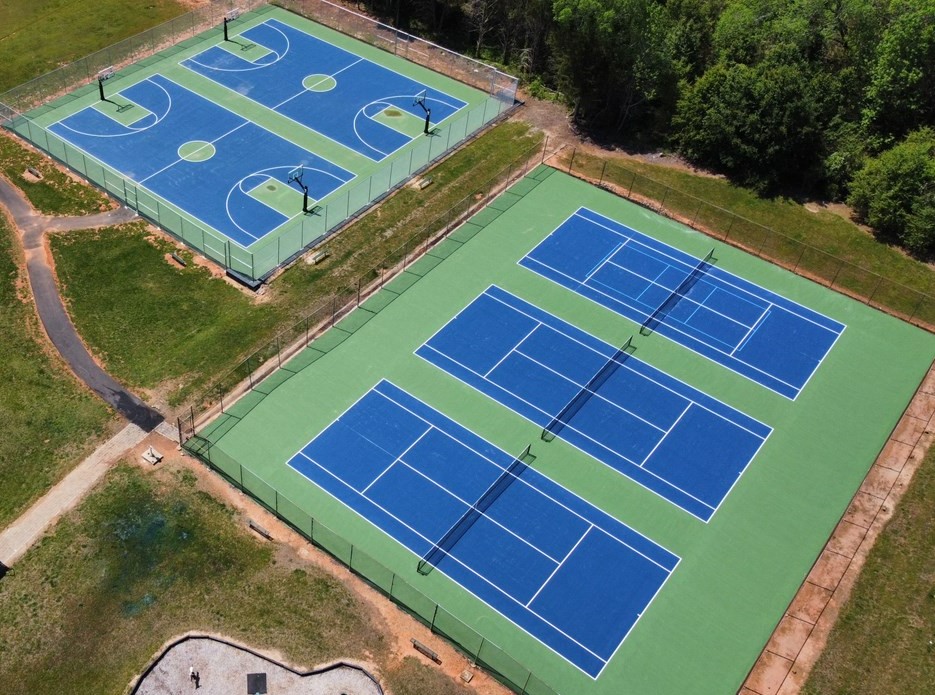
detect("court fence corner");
top-left (546, 148), bottom-right (935, 334)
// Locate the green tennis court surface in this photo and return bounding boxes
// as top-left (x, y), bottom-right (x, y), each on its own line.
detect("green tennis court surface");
top-left (6, 4), bottom-right (510, 284)
top-left (187, 166), bottom-right (935, 693)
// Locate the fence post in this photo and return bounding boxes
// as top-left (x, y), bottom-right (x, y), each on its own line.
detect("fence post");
top-left (866, 274), bottom-right (884, 305)
top-left (567, 147), bottom-right (576, 173)
top-left (357, 278), bottom-right (361, 307)
top-left (177, 417), bottom-right (183, 444)
top-left (331, 296), bottom-right (337, 326)
top-left (247, 357), bottom-right (254, 389)
top-left (628, 171), bottom-right (637, 197)
top-left (599, 160), bottom-right (607, 186)
top-left (276, 336), bottom-right (282, 367)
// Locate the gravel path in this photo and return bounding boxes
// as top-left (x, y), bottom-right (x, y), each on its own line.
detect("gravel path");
top-left (133, 635), bottom-right (383, 695)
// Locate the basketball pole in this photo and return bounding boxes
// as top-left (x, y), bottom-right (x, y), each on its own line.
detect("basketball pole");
top-left (98, 78), bottom-right (105, 101)
top-left (224, 17), bottom-right (230, 41)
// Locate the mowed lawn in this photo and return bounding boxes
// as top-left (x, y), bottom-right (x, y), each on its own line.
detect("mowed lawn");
top-left (0, 214), bottom-right (112, 528)
top-left (804, 447), bottom-right (935, 693)
top-left (0, 459), bottom-right (471, 695)
top-left (0, 0), bottom-right (194, 92)
top-left (48, 122), bottom-right (542, 406)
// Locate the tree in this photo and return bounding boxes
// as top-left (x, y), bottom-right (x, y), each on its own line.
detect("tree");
top-left (672, 61), bottom-right (821, 191)
top-left (848, 128), bottom-right (935, 255)
top-left (550, 0), bottom-right (677, 135)
top-left (862, 0), bottom-right (935, 141)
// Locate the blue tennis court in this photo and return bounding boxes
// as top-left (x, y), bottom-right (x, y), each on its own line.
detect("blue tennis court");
top-left (416, 286), bottom-right (771, 521)
top-left (519, 208), bottom-right (846, 399)
top-left (287, 380), bottom-right (678, 677)
top-left (47, 74), bottom-right (353, 247)
top-left (183, 18), bottom-right (467, 161)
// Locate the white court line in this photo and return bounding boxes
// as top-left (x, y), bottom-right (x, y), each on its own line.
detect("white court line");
top-left (602, 255), bottom-right (753, 332)
top-left (283, 379), bottom-right (679, 679)
top-left (296, 447), bottom-right (612, 667)
top-left (638, 403), bottom-right (691, 468)
top-left (371, 386), bottom-right (675, 569)
top-left (483, 287), bottom-right (770, 440)
top-left (573, 207), bottom-right (845, 335)
top-left (584, 242), bottom-right (624, 283)
top-left (484, 322), bottom-right (542, 378)
top-left (731, 304), bottom-right (773, 357)
top-left (526, 525), bottom-right (592, 608)
top-left (514, 347), bottom-right (667, 434)
top-left (184, 17), bottom-right (468, 162)
top-left (393, 457), bottom-right (562, 564)
top-left (524, 253), bottom-right (804, 396)
top-left (419, 342), bottom-right (717, 516)
top-left (360, 425), bottom-right (432, 494)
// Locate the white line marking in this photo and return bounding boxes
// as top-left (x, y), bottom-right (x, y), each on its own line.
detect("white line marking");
top-left (526, 525), bottom-right (592, 608)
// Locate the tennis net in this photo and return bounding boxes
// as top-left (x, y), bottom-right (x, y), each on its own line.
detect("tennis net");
top-left (417, 445), bottom-right (531, 575)
top-left (640, 249), bottom-right (715, 336)
top-left (541, 337), bottom-right (633, 443)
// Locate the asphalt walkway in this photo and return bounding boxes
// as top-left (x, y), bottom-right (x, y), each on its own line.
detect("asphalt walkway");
top-left (0, 174), bottom-right (167, 569)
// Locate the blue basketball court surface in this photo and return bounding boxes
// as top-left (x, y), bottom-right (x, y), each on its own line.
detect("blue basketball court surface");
top-left (287, 379), bottom-right (678, 677)
top-left (182, 18), bottom-right (467, 161)
top-left (519, 208), bottom-right (846, 399)
top-left (416, 286), bottom-right (772, 521)
top-left (47, 74), bottom-right (353, 247)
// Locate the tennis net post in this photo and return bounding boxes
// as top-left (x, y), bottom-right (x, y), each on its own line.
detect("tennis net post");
top-left (417, 444), bottom-right (532, 576)
top-left (541, 337), bottom-right (634, 443)
top-left (640, 248), bottom-right (716, 337)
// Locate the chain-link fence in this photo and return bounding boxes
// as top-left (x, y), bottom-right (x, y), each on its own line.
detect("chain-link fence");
top-left (551, 149), bottom-right (935, 333)
top-left (0, 0), bottom-right (518, 284)
top-left (179, 145), bottom-right (559, 695)
top-left (274, 0), bottom-right (519, 104)
top-left (181, 444), bottom-right (559, 695)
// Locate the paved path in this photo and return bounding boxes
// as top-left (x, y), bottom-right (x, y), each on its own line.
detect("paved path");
top-left (0, 175), bottom-right (167, 569)
top-left (0, 423), bottom-right (147, 566)
top-left (0, 176), bottom-right (162, 429)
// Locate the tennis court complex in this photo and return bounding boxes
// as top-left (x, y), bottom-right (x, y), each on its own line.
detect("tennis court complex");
top-left (521, 208), bottom-right (845, 398)
top-left (6, 3), bottom-right (511, 282)
top-left (289, 379), bottom-right (678, 677)
top-left (417, 286), bottom-right (770, 521)
top-left (186, 166), bottom-right (935, 694)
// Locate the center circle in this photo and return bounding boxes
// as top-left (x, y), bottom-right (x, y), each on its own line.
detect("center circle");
top-left (303, 74), bottom-right (337, 92)
top-left (178, 140), bottom-right (215, 162)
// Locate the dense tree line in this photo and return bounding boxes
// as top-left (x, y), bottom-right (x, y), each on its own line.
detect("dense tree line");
top-left (359, 0), bottom-right (935, 256)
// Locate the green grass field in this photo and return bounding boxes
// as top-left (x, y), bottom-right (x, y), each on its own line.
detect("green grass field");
top-left (189, 166), bottom-right (935, 694)
top-left (0, 458), bottom-right (471, 695)
top-left (804, 448), bottom-right (935, 693)
top-left (0, 214), bottom-right (113, 529)
top-left (0, 0), bottom-right (191, 92)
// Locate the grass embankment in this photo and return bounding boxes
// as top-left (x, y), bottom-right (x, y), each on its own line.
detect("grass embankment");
top-left (0, 214), bottom-right (112, 528)
top-left (50, 121), bottom-right (542, 406)
top-left (0, 0), bottom-right (192, 93)
top-left (560, 150), bottom-right (935, 321)
top-left (0, 460), bottom-right (466, 695)
top-left (803, 448), bottom-right (935, 693)
top-left (0, 132), bottom-right (110, 215)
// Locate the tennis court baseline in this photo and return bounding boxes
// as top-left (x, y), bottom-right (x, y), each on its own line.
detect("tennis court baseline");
top-left (287, 380), bottom-right (678, 678)
top-left (416, 286), bottom-right (771, 521)
top-left (519, 208), bottom-right (846, 399)
top-left (183, 18), bottom-right (467, 161)
top-left (47, 74), bottom-right (353, 247)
